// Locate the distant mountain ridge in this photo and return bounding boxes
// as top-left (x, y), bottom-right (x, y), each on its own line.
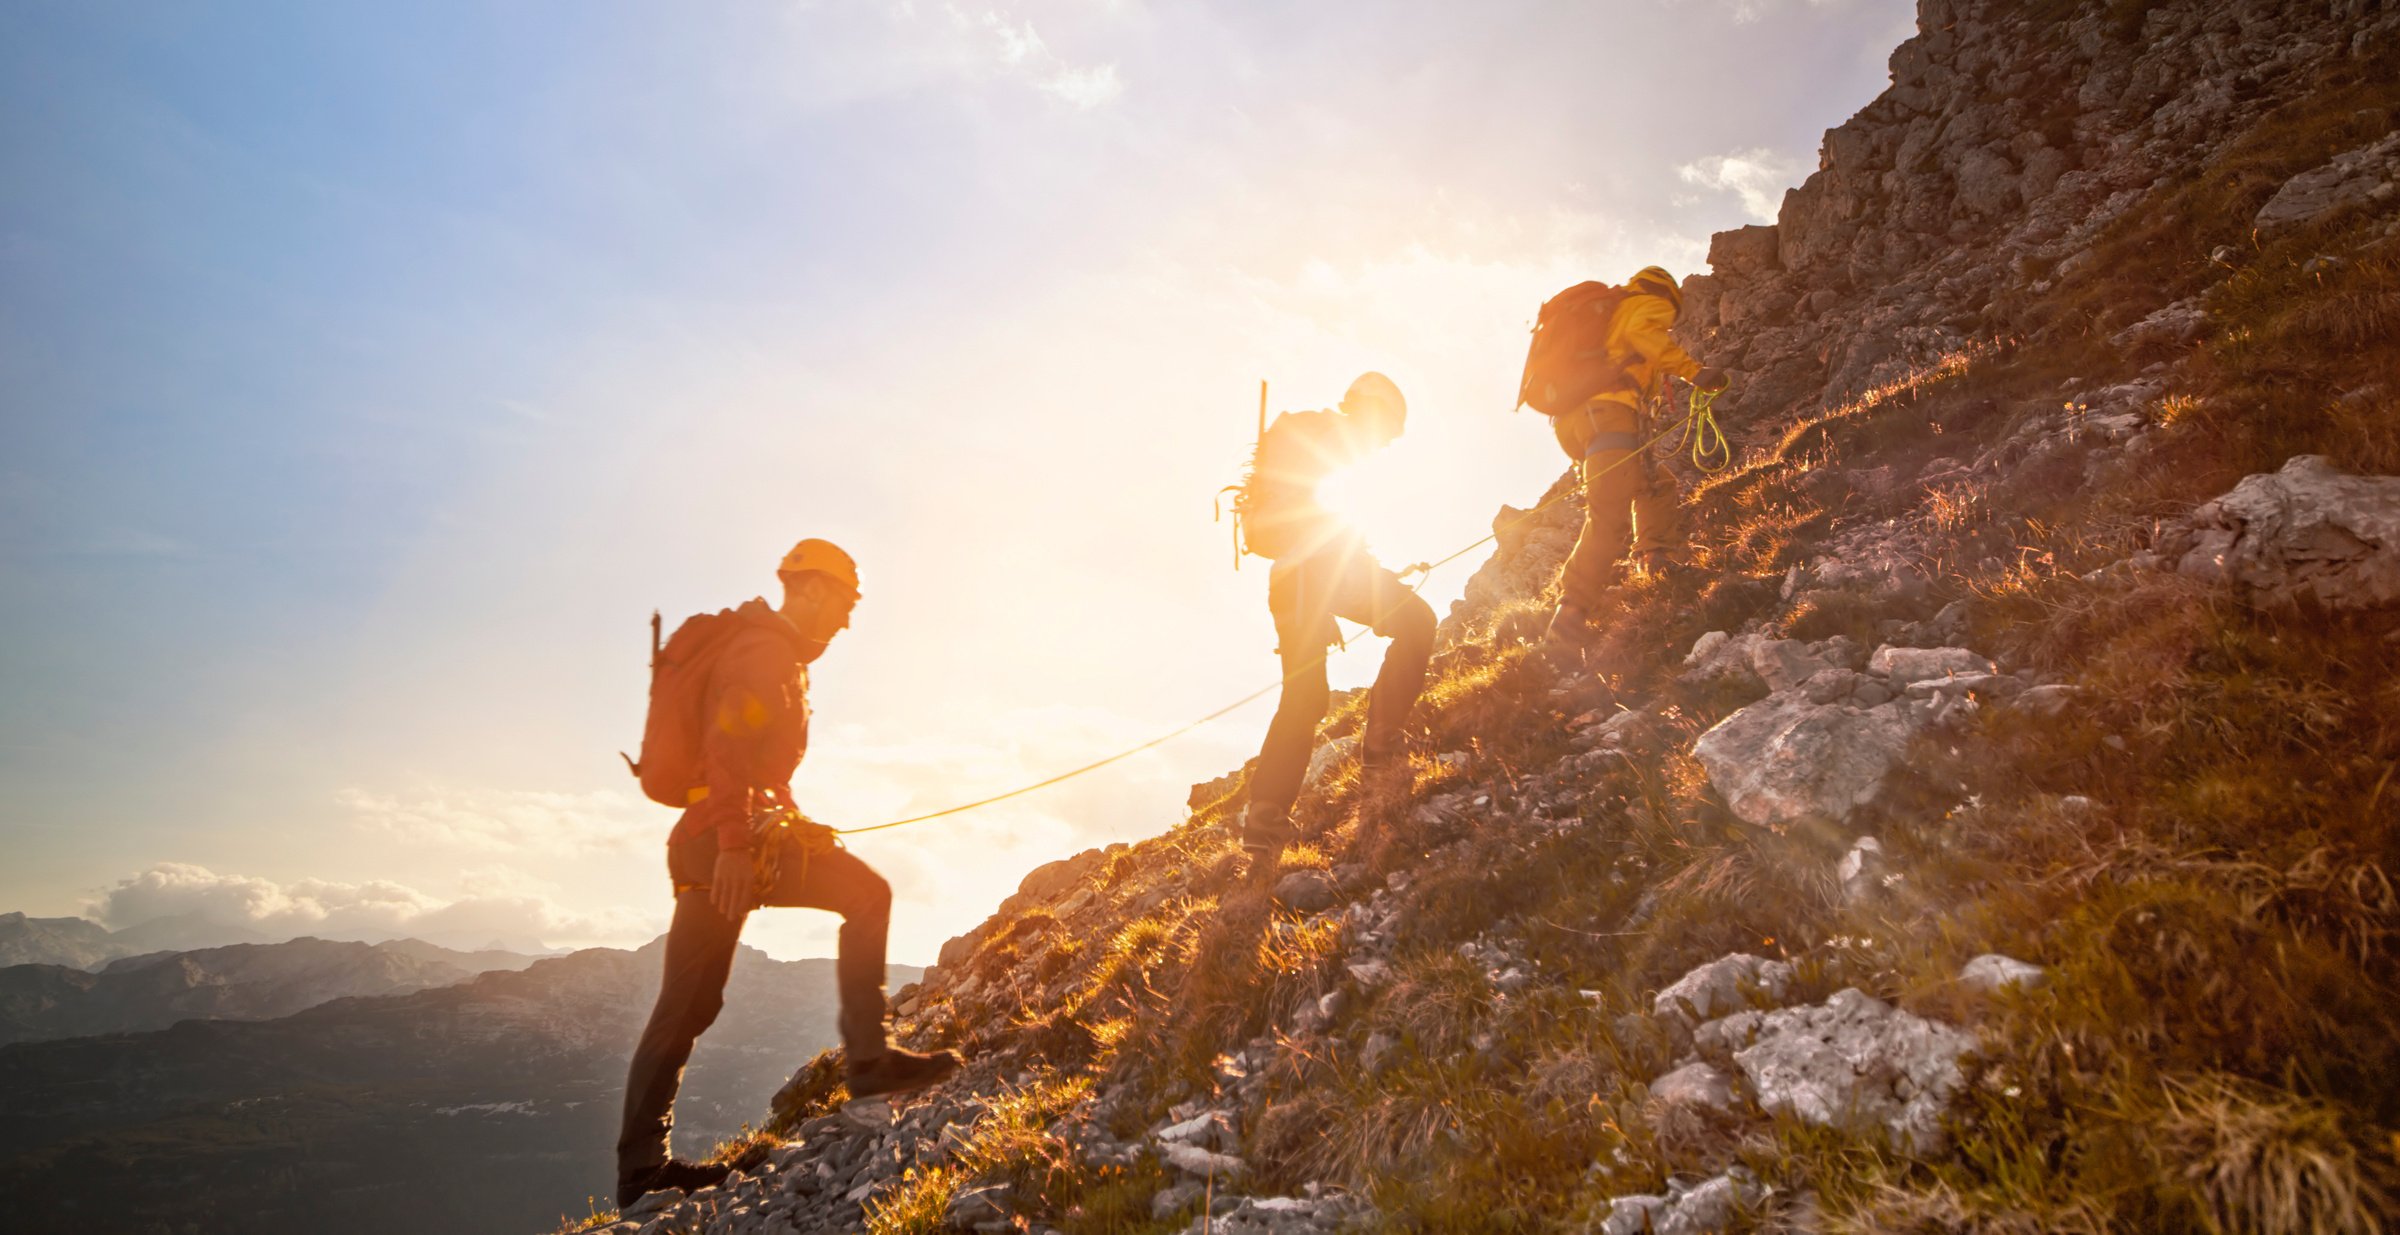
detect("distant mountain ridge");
top-left (0, 907), bottom-right (559, 972)
top-left (0, 912), bottom-right (133, 969)
top-left (0, 935), bottom-right (543, 1045)
top-left (0, 937), bottom-right (921, 1235)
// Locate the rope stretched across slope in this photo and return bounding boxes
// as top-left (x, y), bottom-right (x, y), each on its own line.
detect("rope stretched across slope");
top-left (832, 395), bottom-right (1723, 837)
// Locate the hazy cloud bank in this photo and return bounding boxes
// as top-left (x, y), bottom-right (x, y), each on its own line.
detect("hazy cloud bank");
top-left (84, 862), bottom-right (660, 953)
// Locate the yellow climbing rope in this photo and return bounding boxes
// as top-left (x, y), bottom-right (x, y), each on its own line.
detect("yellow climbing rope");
top-left (1680, 384), bottom-right (1732, 474)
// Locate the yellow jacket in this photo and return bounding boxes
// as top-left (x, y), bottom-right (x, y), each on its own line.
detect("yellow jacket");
top-left (1590, 292), bottom-right (1701, 409)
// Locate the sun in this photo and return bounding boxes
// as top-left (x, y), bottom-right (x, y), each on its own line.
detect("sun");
top-left (1313, 460), bottom-right (1395, 550)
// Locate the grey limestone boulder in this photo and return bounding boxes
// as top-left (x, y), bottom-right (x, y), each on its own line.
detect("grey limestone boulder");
top-left (1837, 835), bottom-right (1888, 904)
top-left (2254, 131), bottom-right (2400, 233)
top-left (1597, 1170), bottom-right (1759, 1235)
top-left (1305, 735), bottom-right (1360, 789)
top-left (1272, 869), bottom-right (1338, 915)
top-left (1682, 632), bottom-right (1860, 694)
top-left (1172, 1193), bottom-right (1373, 1235)
top-left (1727, 988), bottom-right (1975, 1155)
top-left (1867, 645), bottom-right (1995, 688)
top-left (1959, 953), bottom-right (2045, 992)
top-left (1693, 693), bottom-right (1924, 829)
top-left (1654, 953), bottom-right (1795, 1026)
top-left (2145, 455), bottom-right (2400, 611)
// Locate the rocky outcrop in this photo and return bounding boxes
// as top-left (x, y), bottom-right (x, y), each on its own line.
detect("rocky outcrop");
top-left (2141, 455), bottom-right (2400, 610)
top-left (1705, 988), bottom-right (1976, 1155)
top-left (2254, 131), bottom-right (2400, 233)
top-left (1686, 0), bottom-right (2400, 421)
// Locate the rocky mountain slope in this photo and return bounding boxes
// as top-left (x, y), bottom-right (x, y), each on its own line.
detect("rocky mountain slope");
top-left (0, 939), bottom-right (918, 1235)
top-left (0, 935), bottom-right (540, 1045)
top-left (559, 0), bottom-right (2400, 1231)
top-left (0, 911), bottom-right (144, 969)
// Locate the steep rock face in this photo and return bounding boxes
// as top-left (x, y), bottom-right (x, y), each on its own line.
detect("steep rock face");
top-left (1685, 0), bottom-right (2400, 415)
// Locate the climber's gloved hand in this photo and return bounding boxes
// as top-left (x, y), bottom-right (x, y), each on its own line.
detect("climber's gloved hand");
top-left (1694, 367), bottom-right (1729, 393)
top-left (711, 848), bottom-right (758, 921)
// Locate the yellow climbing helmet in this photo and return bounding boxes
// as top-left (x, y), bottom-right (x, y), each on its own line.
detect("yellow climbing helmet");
top-left (1339, 371), bottom-right (1407, 433)
top-left (1628, 266), bottom-right (1683, 316)
top-left (777, 538), bottom-right (860, 595)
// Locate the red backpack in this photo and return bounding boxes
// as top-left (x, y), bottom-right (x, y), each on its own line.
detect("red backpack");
top-left (623, 609), bottom-right (747, 808)
top-left (1517, 281), bottom-right (1631, 415)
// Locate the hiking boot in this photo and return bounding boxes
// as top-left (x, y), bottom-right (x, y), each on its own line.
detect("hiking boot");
top-left (1241, 805), bottom-right (1296, 863)
top-left (617, 1159), bottom-right (732, 1208)
top-left (1544, 603), bottom-right (1595, 647)
top-left (1358, 740), bottom-right (1412, 797)
top-left (845, 1046), bottom-right (963, 1100)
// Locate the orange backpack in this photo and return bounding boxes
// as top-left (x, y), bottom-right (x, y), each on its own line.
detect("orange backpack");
top-left (1517, 281), bottom-right (1631, 414)
top-left (623, 610), bottom-right (746, 808)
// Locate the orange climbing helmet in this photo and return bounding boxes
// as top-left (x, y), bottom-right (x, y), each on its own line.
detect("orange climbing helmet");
top-left (777, 538), bottom-right (860, 595)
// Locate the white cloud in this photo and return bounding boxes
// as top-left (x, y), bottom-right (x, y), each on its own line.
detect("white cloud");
top-left (946, 6), bottom-right (1125, 108)
top-left (1689, 0), bottom-right (1852, 24)
top-left (1039, 63), bottom-right (1123, 109)
top-left (337, 785), bottom-right (655, 856)
top-left (84, 862), bottom-right (660, 952)
top-left (1676, 147), bottom-right (1810, 223)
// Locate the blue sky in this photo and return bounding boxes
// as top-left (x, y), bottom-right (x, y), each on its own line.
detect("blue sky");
top-left (0, 0), bottom-right (1916, 962)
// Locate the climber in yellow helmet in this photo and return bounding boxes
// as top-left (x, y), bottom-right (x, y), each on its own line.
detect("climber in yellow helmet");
top-left (1234, 372), bottom-right (1436, 863)
top-left (615, 538), bottom-right (960, 1209)
top-left (1522, 267), bottom-right (1727, 646)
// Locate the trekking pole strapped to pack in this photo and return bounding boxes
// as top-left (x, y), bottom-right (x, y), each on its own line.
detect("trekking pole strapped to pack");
top-left (1214, 379), bottom-right (1270, 570)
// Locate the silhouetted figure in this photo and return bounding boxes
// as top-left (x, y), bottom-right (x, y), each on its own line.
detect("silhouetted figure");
top-left (1234, 374), bottom-right (1436, 860)
top-left (615, 539), bottom-right (959, 1208)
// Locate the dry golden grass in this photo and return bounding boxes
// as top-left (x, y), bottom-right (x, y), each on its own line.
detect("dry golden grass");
top-left (2159, 1073), bottom-right (2392, 1235)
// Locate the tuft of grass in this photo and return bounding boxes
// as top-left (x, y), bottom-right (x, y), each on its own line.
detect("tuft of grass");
top-left (2159, 1073), bottom-right (2393, 1235)
top-left (865, 1076), bottom-right (1094, 1235)
top-left (763, 1049), bottom-right (851, 1135)
top-left (547, 1200), bottom-right (621, 1234)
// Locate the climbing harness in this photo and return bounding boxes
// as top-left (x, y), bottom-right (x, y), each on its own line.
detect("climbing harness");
top-left (751, 800), bottom-right (843, 893)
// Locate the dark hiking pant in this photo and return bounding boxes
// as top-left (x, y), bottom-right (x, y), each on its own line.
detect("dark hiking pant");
top-left (1248, 542), bottom-right (1436, 833)
top-left (1552, 398), bottom-right (1682, 612)
top-left (616, 835), bottom-right (891, 1184)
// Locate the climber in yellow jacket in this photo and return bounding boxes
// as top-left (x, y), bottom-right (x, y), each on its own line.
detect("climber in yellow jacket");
top-left (1541, 266), bottom-right (1724, 644)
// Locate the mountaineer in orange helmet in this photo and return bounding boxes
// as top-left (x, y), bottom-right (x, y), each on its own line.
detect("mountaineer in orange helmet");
top-left (1523, 267), bottom-right (1726, 644)
top-left (615, 539), bottom-right (960, 1208)
top-left (1233, 373), bottom-right (1436, 862)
